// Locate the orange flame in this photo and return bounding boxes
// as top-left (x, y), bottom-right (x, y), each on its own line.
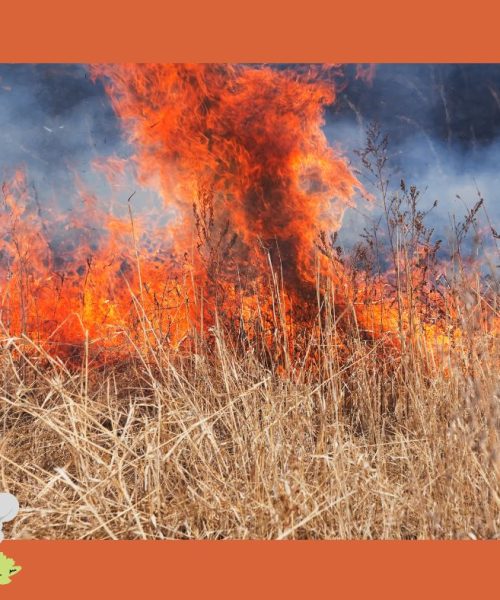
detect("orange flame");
top-left (0, 64), bottom-right (493, 363)
top-left (355, 64), bottom-right (377, 86)
top-left (92, 64), bottom-right (360, 284)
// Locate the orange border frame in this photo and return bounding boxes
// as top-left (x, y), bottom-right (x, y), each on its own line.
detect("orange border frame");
top-left (1, 1), bottom-right (499, 597)
top-left (2, 0), bottom-right (500, 62)
top-left (2, 540), bottom-right (499, 598)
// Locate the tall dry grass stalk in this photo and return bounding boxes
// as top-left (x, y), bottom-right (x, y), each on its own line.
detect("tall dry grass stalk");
top-left (0, 128), bottom-right (498, 539)
top-left (0, 258), bottom-right (498, 539)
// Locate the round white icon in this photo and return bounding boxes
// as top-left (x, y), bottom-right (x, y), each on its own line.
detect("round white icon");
top-left (0, 494), bottom-right (19, 542)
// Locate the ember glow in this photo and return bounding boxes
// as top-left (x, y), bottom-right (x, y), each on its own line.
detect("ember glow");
top-left (355, 63), bottom-right (377, 86)
top-left (0, 64), bottom-right (495, 360)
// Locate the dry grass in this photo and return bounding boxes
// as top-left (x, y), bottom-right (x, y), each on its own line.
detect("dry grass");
top-left (0, 273), bottom-right (498, 540)
top-left (0, 129), bottom-right (498, 540)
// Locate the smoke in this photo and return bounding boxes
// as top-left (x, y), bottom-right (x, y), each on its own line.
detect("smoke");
top-left (326, 64), bottom-right (500, 250)
top-left (0, 64), bottom-right (148, 217)
top-left (0, 64), bottom-right (497, 353)
top-left (0, 63), bottom-right (498, 252)
top-left (0, 65), bottom-right (121, 168)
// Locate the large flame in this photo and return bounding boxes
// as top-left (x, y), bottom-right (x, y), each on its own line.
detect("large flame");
top-left (92, 64), bottom-right (361, 296)
top-left (0, 65), bottom-right (361, 353)
top-left (0, 64), bottom-right (490, 362)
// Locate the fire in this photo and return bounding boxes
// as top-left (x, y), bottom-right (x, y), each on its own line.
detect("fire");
top-left (91, 64), bottom-right (359, 284)
top-left (0, 64), bottom-right (493, 363)
top-left (355, 64), bottom-right (377, 86)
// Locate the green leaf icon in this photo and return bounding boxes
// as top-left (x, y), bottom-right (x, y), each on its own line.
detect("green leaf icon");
top-left (0, 552), bottom-right (22, 585)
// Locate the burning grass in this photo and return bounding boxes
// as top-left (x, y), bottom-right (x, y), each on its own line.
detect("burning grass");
top-left (0, 206), bottom-right (498, 539)
top-left (0, 65), bottom-right (498, 539)
top-left (0, 282), bottom-right (498, 539)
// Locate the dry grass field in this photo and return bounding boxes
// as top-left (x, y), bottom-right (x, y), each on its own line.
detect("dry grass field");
top-left (1, 194), bottom-right (498, 540)
top-left (0, 65), bottom-right (498, 540)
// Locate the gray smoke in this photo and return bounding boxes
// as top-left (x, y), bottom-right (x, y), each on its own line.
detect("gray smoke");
top-left (0, 64), bottom-right (498, 256)
top-left (325, 65), bottom-right (500, 253)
